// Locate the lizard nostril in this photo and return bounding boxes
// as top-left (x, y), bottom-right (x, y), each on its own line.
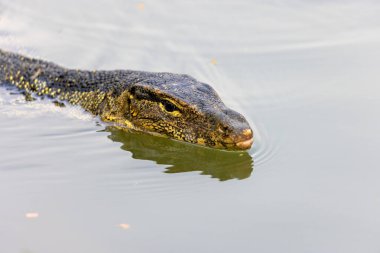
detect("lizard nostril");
top-left (217, 125), bottom-right (229, 135)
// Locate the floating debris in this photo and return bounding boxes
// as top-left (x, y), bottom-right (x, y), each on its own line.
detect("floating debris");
top-left (118, 223), bottom-right (131, 230)
top-left (136, 3), bottom-right (145, 11)
top-left (25, 212), bottom-right (39, 219)
top-left (210, 58), bottom-right (218, 65)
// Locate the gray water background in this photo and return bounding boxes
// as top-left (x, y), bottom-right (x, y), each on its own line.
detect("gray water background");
top-left (1, 0), bottom-right (380, 252)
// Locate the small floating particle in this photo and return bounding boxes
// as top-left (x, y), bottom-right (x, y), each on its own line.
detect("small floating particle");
top-left (25, 212), bottom-right (39, 219)
top-left (210, 58), bottom-right (218, 65)
top-left (136, 3), bottom-right (145, 11)
top-left (118, 223), bottom-right (131, 230)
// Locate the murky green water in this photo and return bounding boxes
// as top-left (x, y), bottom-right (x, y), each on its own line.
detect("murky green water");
top-left (1, 1), bottom-right (380, 252)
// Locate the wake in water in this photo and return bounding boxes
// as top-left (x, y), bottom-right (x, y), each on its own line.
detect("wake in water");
top-left (0, 85), bottom-right (94, 121)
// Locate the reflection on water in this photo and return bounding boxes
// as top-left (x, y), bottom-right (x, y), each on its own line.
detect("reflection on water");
top-left (105, 127), bottom-right (253, 181)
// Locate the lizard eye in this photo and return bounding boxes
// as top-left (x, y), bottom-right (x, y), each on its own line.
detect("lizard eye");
top-left (161, 100), bottom-right (178, 112)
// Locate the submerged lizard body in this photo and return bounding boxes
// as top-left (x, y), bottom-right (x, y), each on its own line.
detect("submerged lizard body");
top-left (0, 49), bottom-right (253, 150)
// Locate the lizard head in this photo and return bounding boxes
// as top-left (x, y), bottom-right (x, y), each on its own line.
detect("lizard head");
top-left (114, 73), bottom-right (253, 151)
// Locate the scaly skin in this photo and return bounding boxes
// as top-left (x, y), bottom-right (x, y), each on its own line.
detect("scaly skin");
top-left (0, 49), bottom-right (253, 150)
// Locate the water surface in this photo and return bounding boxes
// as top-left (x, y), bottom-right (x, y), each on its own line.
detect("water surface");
top-left (1, 1), bottom-right (380, 252)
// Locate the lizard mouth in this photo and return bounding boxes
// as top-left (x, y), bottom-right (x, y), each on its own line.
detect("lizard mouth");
top-left (221, 128), bottom-right (254, 150)
top-left (233, 128), bottom-right (254, 150)
top-left (235, 137), bottom-right (254, 150)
